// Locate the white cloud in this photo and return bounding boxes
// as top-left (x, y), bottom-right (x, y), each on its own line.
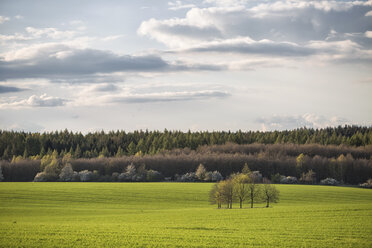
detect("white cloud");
top-left (257, 113), bottom-right (350, 130)
top-left (0, 94), bottom-right (67, 108)
top-left (139, 1), bottom-right (372, 64)
top-left (366, 10), bottom-right (372, 16)
top-left (25, 27), bottom-right (76, 39)
top-left (0, 26), bottom-right (78, 43)
top-left (0, 33), bottom-right (33, 41)
top-left (365, 31), bottom-right (372, 38)
top-left (139, 2), bottom-right (372, 45)
top-left (14, 15), bottom-right (24, 20)
top-left (68, 20), bottom-right (86, 31)
top-left (0, 16), bottom-right (10, 24)
top-left (138, 13), bottom-right (223, 48)
top-left (203, 0), bottom-right (248, 7)
top-left (168, 1), bottom-right (196, 10)
top-left (102, 35), bottom-right (125, 41)
top-left (0, 121), bottom-right (44, 132)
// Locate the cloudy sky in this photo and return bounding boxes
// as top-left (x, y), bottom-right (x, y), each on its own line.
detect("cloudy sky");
top-left (0, 0), bottom-right (371, 132)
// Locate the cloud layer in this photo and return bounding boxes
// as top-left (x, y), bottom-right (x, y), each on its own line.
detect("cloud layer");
top-left (0, 85), bottom-right (26, 94)
top-left (139, 1), bottom-right (372, 62)
top-left (257, 113), bottom-right (350, 131)
top-left (0, 94), bottom-right (67, 108)
top-left (0, 43), bottom-right (226, 81)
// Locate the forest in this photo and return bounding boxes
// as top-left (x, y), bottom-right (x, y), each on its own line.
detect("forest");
top-left (0, 125), bottom-right (371, 184)
top-left (0, 125), bottom-right (371, 159)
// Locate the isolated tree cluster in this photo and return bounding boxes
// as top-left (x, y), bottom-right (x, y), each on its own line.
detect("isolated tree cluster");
top-left (210, 164), bottom-right (279, 209)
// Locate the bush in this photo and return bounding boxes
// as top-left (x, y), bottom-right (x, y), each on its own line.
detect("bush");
top-left (359, 179), bottom-right (372, 188)
top-left (146, 170), bottom-right (163, 182)
top-left (59, 164), bottom-right (76, 182)
top-left (78, 170), bottom-right (95, 182)
top-left (280, 176), bottom-right (298, 184)
top-left (98, 175), bottom-right (113, 182)
top-left (34, 172), bottom-right (58, 182)
top-left (204, 171), bottom-right (213, 181)
top-left (210, 171), bottom-right (223, 182)
top-left (320, 178), bottom-right (339, 186)
top-left (118, 164), bottom-right (137, 181)
top-left (111, 172), bottom-right (119, 181)
top-left (300, 170), bottom-right (316, 184)
top-left (251, 171), bottom-right (263, 183)
top-left (195, 164), bottom-right (207, 181)
top-left (271, 173), bottom-right (282, 183)
top-left (177, 172), bottom-right (197, 182)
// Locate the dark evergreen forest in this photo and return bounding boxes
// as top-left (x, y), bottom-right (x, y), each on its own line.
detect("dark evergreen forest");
top-left (0, 126), bottom-right (371, 184)
top-left (1, 125), bottom-right (371, 159)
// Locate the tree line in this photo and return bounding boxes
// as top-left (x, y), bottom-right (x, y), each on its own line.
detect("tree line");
top-left (1, 143), bottom-right (371, 184)
top-left (209, 164), bottom-right (279, 209)
top-left (0, 125), bottom-right (371, 160)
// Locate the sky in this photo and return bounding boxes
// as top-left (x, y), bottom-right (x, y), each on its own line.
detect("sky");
top-left (0, 0), bottom-right (371, 133)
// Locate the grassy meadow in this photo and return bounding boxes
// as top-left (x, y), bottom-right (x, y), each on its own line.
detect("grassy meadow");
top-left (0, 182), bottom-right (371, 247)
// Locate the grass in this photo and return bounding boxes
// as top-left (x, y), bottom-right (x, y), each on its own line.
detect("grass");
top-left (0, 182), bottom-right (371, 247)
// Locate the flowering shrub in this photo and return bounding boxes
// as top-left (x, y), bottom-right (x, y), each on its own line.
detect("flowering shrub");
top-left (280, 176), bottom-right (298, 184)
top-left (359, 179), bottom-right (372, 188)
top-left (320, 178), bottom-right (339, 186)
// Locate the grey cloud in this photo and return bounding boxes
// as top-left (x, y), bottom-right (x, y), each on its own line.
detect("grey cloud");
top-left (0, 45), bottom-right (223, 81)
top-left (187, 39), bottom-right (315, 56)
top-left (91, 83), bottom-right (120, 92)
top-left (0, 85), bottom-right (27, 93)
top-left (110, 90), bottom-right (230, 104)
top-left (51, 75), bottom-right (125, 84)
top-left (0, 48), bottom-right (167, 80)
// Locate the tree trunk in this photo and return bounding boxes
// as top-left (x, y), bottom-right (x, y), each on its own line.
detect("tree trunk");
top-left (251, 198), bottom-right (253, 208)
top-left (240, 198), bottom-right (242, 209)
top-left (266, 199), bottom-right (269, 208)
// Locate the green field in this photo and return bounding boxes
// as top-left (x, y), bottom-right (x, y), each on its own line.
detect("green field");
top-left (0, 183), bottom-right (371, 247)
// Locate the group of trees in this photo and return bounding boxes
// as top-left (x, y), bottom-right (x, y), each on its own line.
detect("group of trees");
top-left (210, 165), bottom-right (279, 209)
top-left (1, 142), bottom-right (371, 184)
top-left (1, 126), bottom-right (371, 160)
top-left (25, 151), bottom-right (167, 182)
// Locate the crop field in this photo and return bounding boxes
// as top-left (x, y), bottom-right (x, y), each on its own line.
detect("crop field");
top-left (0, 183), bottom-right (371, 248)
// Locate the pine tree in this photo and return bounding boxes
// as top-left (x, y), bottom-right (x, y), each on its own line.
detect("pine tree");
top-left (74, 145), bottom-right (82, 158)
top-left (116, 147), bottom-right (125, 157)
top-left (127, 142), bottom-right (136, 155)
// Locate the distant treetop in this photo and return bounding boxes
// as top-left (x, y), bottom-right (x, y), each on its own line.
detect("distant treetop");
top-left (0, 125), bottom-right (371, 159)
